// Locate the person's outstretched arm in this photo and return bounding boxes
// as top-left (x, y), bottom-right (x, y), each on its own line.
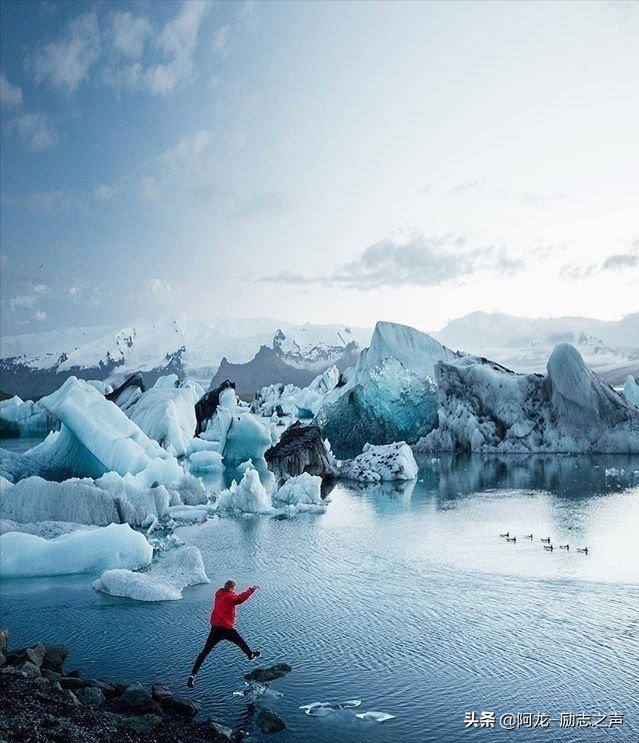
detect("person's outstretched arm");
top-left (233, 585), bottom-right (259, 604)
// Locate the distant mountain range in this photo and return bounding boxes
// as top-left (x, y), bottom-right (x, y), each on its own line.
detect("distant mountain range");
top-left (0, 315), bottom-right (371, 399)
top-left (1, 311), bottom-right (636, 399)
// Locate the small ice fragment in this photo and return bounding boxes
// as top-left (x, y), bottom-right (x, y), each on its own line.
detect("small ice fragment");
top-left (340, 699), bottom-right (362, 708)
top-left (355, 711), bottom-right (395, 722)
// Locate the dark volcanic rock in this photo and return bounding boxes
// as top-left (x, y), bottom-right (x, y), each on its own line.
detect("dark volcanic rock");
top-left (75, 686), bottom-right (105, 708)
top-left (255, 708), bottom-right (286, 734)
top-left (106, 374), bottom-right (145, 409)
top-left (42, 644), bottom-right (68, 673)
top-left (112, 682), bottom-right (162, 715)
top-left (244, 663), bottom-right (292, 683)
top-left (0, 630), bottom-right (7, 656)
top-left (152, 682), bottom-right (200, 716)
top-left (118, 713), bottom-right (163, 734)
top-left (265, 422), bottom-right (338, 482)
top-left (195, 380), bottom-right (235, 435)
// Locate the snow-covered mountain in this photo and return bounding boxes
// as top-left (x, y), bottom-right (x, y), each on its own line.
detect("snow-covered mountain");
top-left (435, 311), bottom-right (639, 385)
top-left (0, 315), bottom-right (372, 399)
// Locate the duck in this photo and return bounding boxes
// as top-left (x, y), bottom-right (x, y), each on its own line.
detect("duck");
top-left (540, 537), bottom-right (551, 544)
top-left (577, 547), bottom-right (589, 554)
top-left (543, 544), bottom-right (554, 552)
top-left (506, 536), bottom-right (516, 543)
top-left (559, 544), bottom-right (569, 550)
top-left (499, 532), bottom-right (510, 538)
top-left (524, 534), bottom-right (534, 540)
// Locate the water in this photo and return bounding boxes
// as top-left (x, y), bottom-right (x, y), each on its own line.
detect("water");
top-left (2, 453), bottom-right (639, 742)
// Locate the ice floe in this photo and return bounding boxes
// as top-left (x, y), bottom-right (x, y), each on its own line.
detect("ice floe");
top-left (93, 545), bottom-right (209, 601)
top-left (339, 442), bottom-right (418, 482)
top-left (127, 386), bottom-right (196, 457)
top-left (0, 522), bottom-right (153, 577)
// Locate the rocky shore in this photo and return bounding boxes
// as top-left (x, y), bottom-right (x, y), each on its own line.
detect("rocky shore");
top-left (0, 629), bottom-right (289, 742)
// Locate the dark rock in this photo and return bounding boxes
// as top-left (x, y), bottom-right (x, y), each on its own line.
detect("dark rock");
top-left (204, 719), bottom-right (233, 741)
top-left (152, 681), bottom-right (201, 716)
top-left (42, 669), bottom-right (62, 683)
top-left (84, 678), bottom-right (117, 697)
top-left (59, 689), bottom-right (81, 706)
top-left (244, 663), bottom-right (292, 683)
top-left (114, 682), bottom-right (163, 715)
top-left (265, 422), bottom-right (338, 482)
top-left (0, 629), bottom-right (7, 655)
top-left (42, 644), bottom-right (69, 673)
top-left (66, 668), bottom-right (81, 678)
top-left (59, 676), bottom-right (85, 690)
top-left (14, 661), bottom-right (41, 679)
top-left (118, 713), bottom-right (163, 734)
top-left (75, 686), bottom-right (105, 708)
top-left (26, 643), bottom-right (47, 667)
top-left (0, 652), bottom-right (5, 667)
top-left (256, 708), bottom-right (286, 734)
top-left (195, 379), bottom-right (235, 435)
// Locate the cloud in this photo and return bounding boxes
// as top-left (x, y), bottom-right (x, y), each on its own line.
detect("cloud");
top-left (27, 8), bottom-right (101, 94)
top-left (138, 176), bottom-right (162, 203)
top-left (103, 1), bottom-right (212, 96)
top-left (562, 240), bottom-right (639, 279)
top-left (160, 130), bottom-right (213, 170)
top-left (8, 282), bottom-right (48, 312)
top-left (231, 190), bottom-right (292, 219)
top-left (65, 279), bottom-right (102, 307)
top-left (449, 179), bottom-right (487, 195)
top-left (109, 11), bottom-right (152, 59)
top-left (94, 183), bottom-right (116, 201)
top-left (0, 70), bottom-right (23, 107)
top-left (260, 233), bottom-right (524, 290)
top-left (212, 25), bottom-right (231, 56)
top-left (3, 189), bottom-right (77, 212)
top-left (8, 112), bottom-right (58, 152)
top-left (33, 309), bottom-right (48, 322)
top-left (602, 250), bottom-right (638, 271)
top-left (141, 278), bottom-right (175, 306)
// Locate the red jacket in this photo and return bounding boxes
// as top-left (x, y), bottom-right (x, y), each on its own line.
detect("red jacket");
top-left (210, 587), bottom-right (256, 629)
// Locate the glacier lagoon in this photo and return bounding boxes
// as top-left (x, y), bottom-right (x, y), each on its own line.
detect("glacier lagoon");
top-left (1, 451), bottom-right (638, 742)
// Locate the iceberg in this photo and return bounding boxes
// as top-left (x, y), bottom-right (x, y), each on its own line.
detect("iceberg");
top-left (105, 374), bottom-right (144, 412)
top-left (273, 473), bottom-right (323, 505)
top-left (253, 366), bottom-right (341, 419)
top-left (93, 545), bottom-right (209, 601)
top-left (0, 476), bottom-right (120, 525)
top-left (265, 422), bottom-right (338, 482)
top-left (417, 344), bottom-right (639, 453)
top-left (0, 395), bottom-right (58, 437)
top-left (0, 522), bottom-right (153, 578)
top-left (339, 442), bottom-right (418, 482)
top-left (0, 519), bottom-right (97, 539)
top-left (216, 467), bottom-right (273, 515)
top-left (317, 356), bottom-right (438, 456)
top-left (623, 375), bottom-right (639, 407)
top-left (127, 386), bottom-right (196, 457)
top-left (355, 711), bottom-right (395, 722)
top-left (188, 449), bottom-right (224, 472)
top-left (38, 377), bottom-right (183, 486)
top-left (95, 472), bottom-right (171, 526)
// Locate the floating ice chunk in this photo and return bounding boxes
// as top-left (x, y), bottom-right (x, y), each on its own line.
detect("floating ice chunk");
top-left (128, 387), bottom-right (196, 457)
top-left (0, 476), bottom-right (120, 526)
top-left (171, 473), bottom-right (208, 505)
top-left (0, 519), bottom-right (97, 538)
top-left (0, 522), bottom-right (152, 577)
top-left (93, 545), bottom-right (209, 601)
top-left (86, 379), bottom-right (112, 395)
top-left (340, 442), bottom-right (418, 482)
top-left (0, 395), bottom-right (58, 437)
top-left (417, 344), bottom-right (639, 454)
top-left (216, 467), bottom-right (273, 515)
top-left (341, 700), bottom-right (362, 708)
top-left (355, 711), bottom-right (395, 722)
top-left (152, 374), bottom-right (179, 390)
top-left (299, 702), bottom-right (336, 717)
top-left (223, 413), bottom-right (271, 465)
top-left (188, 450), bottom-right (224, 472)
top-left (623, 375), bottom-right (639, 407)
top-left (95, 471), bottom-right (170, 526)
top-left (39, 377), bottom-right (183, 485)
top-left (273, 473), bottom-right (323, 505)
top-left (167, 505), bottom-right (210, 523)
top-left (317, 357), bottom-right (439, 456)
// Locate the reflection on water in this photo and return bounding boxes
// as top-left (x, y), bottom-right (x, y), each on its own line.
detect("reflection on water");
top-left (1, 453), bottom-right (638, 742)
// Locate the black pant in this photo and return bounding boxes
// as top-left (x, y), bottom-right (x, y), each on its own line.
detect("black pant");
top-left (191, 626), bottom-right (252, 675)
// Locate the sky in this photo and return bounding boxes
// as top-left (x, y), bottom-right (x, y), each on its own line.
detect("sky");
top-left (0, 0), bottom-right (638, 338)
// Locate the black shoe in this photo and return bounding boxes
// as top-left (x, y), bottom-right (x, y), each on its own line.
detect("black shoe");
top-left (249, 651), bottom-right (261, 661)
top-left (187, 675), bottom-right (196, 688)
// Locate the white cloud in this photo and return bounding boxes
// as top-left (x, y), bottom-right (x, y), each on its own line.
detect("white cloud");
top-left (212, 25), bottom-right (231, 56)
top-left (109, 11), bottom-right (152, 59)
top-left (103, 1), bottom-right (212, 96)
top-left (65, 279), bottom-right (102, 307)
top-left (94, 183), bottom-right (116, 200)
top-left (141, 278), bottom-right (175, 306)
top-left (27, 9), bottom-right (101, 94)
top-left (3, 189), bottom-right (76, 212)
top-left (9, 112), bottom-right (58, 152)
top-left (261, 233), bottom-right (524, 289)
top-left (138, 176), bottom-right (162, 203)
top-left (33, 309), bottom-right (48, 322)
top-left (0, 70), bottom-right (23, 107)
top-left (160, 130), bottom-right (213, 170)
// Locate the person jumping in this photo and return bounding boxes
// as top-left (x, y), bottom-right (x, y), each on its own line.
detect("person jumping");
top-left (187, 580), bottom-right (260, 688)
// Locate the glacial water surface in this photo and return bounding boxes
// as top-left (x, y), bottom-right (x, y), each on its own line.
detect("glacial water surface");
top-left (1, 453), bottom-right (639, 742)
